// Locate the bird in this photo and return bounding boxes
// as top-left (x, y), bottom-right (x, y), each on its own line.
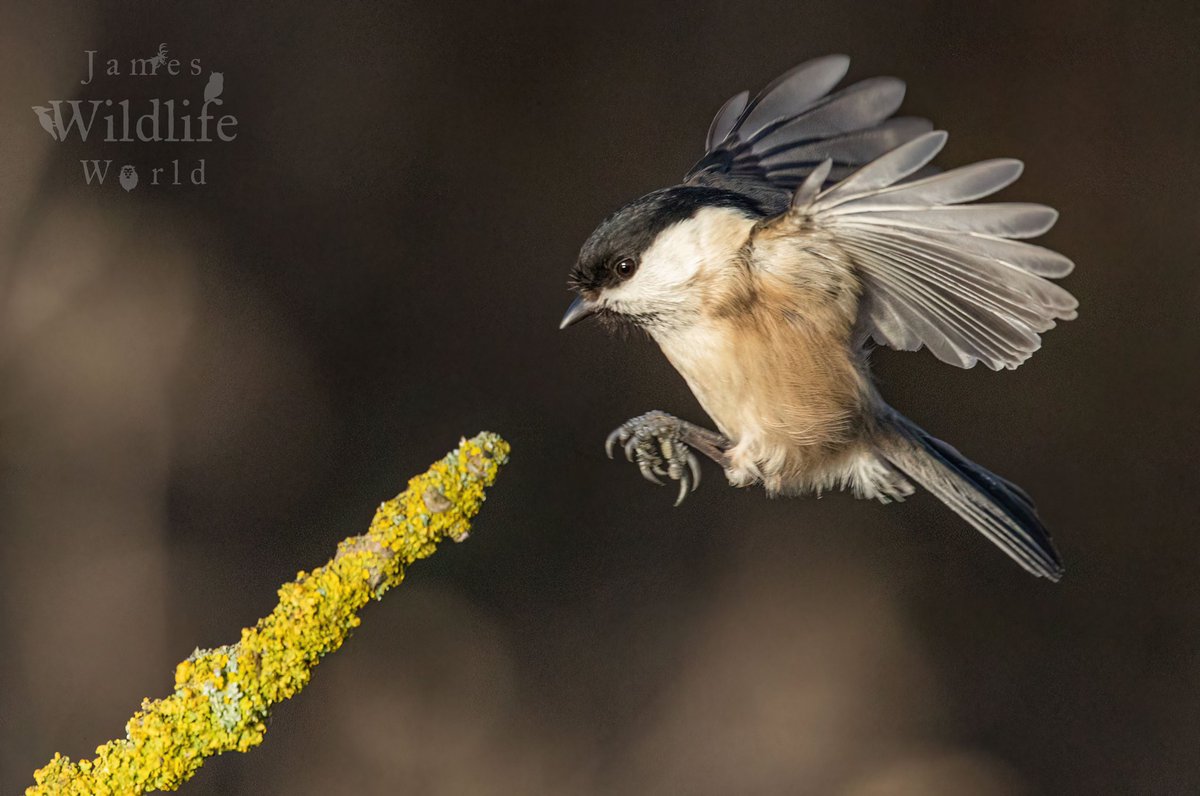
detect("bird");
top-left (203, 72), bottom-right (224, 105)
top-left (32, 105), bottom-right (59, 140)
top-left (558, 55), bottom-right (1077, 580)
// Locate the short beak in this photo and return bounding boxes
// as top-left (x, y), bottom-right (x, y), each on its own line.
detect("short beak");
top-left (559, 295), bottom-right (600, 329)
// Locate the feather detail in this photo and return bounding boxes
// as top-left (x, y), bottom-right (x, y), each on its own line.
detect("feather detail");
top-left (791, 159), bottom-right (833, 209)
top-left (879, 408), bottom-right (1064, 579)
top-left (686, 56), bottom-right (932, 196)
top-left (815, 130), bottom-right (947, 204)
top-left (789, 130), bottom-right (1076, 370)
top-left (706, 90), bottom-right (749, 151)
top-left (736, 55), bottom-right (852, 140)
top-left (819, 158), bottom-right (1024, 211)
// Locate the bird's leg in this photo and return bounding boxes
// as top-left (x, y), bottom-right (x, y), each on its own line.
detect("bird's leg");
top-left (605, 410), bottom-right (731, 506)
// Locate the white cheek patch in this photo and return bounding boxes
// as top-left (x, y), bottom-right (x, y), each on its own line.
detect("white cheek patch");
top-left (604, 207), bottom-right (755, 313)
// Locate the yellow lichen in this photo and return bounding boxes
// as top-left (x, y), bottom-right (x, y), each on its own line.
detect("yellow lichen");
top-left (27, 432), bottom-right (510, 795)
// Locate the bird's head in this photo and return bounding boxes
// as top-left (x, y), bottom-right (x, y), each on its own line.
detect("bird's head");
top-left (560, 186), bottom-right (763, 332)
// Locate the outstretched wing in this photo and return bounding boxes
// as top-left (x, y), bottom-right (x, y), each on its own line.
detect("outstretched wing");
top-left (788, 131), bottom-right (1077, 370)
top-left (686, 55), bottom-right (933, 197)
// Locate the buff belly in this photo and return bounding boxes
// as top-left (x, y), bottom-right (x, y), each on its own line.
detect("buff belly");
top-left (652, 314), bottom-right (872, 495)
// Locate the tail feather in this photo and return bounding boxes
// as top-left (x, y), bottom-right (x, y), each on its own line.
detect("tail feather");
top-left (878, 409), bottom-right (1064, 580)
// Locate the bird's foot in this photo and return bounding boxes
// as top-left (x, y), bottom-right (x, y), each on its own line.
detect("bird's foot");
top-left (605, 411), bottom-right (729, 506)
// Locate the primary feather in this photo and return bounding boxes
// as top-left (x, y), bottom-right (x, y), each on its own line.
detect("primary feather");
top-left (687, 55), bottom-right (932, 195)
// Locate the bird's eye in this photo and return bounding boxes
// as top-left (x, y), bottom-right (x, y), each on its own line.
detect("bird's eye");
top-left (614, 257), bottom-right (638, 279)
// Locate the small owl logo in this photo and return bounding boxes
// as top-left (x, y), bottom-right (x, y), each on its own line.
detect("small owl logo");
top-left (119, 165), bottom-right (139, 192)
top-left (203, 72), bottom-right (224, 105)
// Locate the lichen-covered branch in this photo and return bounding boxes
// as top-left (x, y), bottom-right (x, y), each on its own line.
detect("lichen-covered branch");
top-left (27, 432), bottom-right (510, 796)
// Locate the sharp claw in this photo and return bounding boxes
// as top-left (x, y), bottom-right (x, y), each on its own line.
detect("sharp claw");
top-left (674, 474), bottom-right (690, 506)
top-left (606, 413), bottom-right (715, 503)
top-left (605, 428), bottom-right (623, 459)
top-left (638, 459), bottom-right (664, 485)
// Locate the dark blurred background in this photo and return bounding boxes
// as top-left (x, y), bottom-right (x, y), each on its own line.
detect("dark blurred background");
top-left (2, 1), bottom-right (1197, 793)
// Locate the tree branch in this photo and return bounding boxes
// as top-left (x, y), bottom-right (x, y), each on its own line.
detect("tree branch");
top-left (27, 432), bottom-right (510, 795)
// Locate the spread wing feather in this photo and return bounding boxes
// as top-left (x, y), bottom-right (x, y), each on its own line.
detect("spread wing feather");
top-left (689, 57), bottom-right (1076, 370)
top-left (705, 91), bottom-right (749, 151)
top-left (819, 158), bottom-right (1024, 211)
top-left (686, 55), bottom-right (933, 195)
top-left (794, 130), bottom-right (1076, 370)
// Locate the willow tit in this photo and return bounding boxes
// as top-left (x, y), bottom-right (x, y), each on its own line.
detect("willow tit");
top-left (559, 56), bottom-right (1077, 580)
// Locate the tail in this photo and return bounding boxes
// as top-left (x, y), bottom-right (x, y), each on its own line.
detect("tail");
top-left (876, 408), bottom-right (1064, 581)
